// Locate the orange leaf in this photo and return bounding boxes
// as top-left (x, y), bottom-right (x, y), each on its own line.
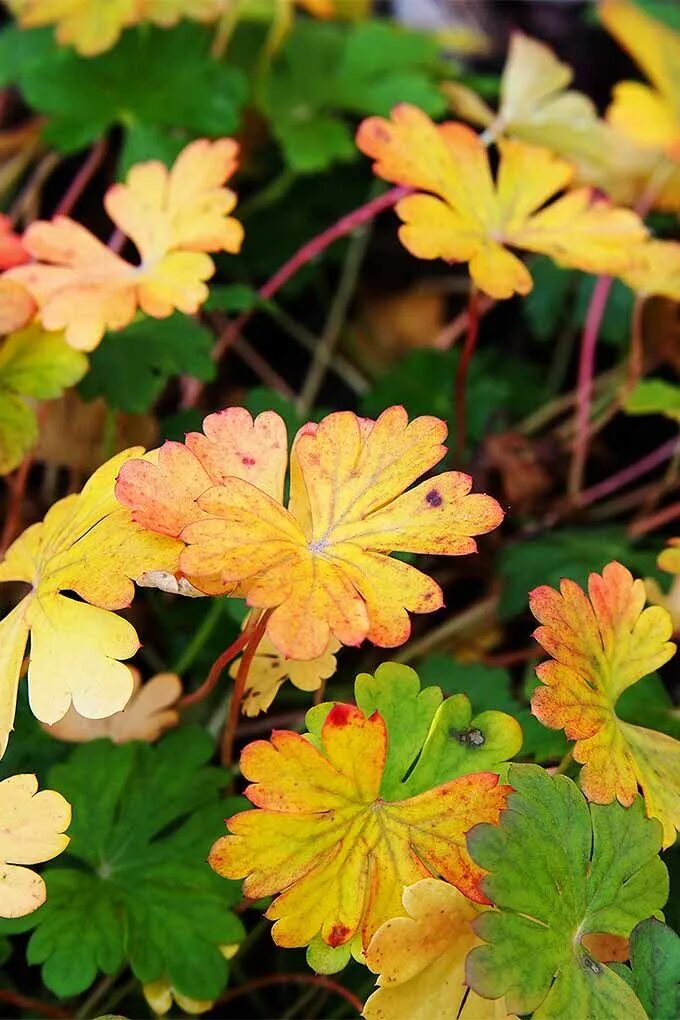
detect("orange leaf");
top-left (0, 278), bottom-right (36, 335)
top-left (209, 704), bottom-right (509, 950)
top-left (0, 214), bottom-right (29, 270)
top-left (530, 561), bottom-right (680, 845)
top-left (8, 139), bottom-right (243, 351)
top-left (356, 104), bottom-right (647, 299)
top-left (118, 406), bottom-right (503, 660)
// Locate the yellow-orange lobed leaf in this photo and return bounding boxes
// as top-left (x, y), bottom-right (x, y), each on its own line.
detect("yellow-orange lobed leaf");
top-left (364, 878), bottom-right (513, 1020)
top-left (117, 405), bottom-right (503, 661)
top-left (0, 773), bottom-right (70, 918)
top-left (530, 560), bottom-right (680, 845)
top-left (209, 704), bottom-right (509, 950)
top-left (356, 103), bottom-right (647, 300)
top-left (6, 138), bottom-right (243, 351)
top-left (0, 278), bottom-right (36, 335)
top-left (600, 0), bottom-right (680, 157)
top-left (0, 449), bottom-right (182, 755)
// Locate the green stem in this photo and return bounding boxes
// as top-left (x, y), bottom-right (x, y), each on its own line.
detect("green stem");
top-left (172, 598), bottom-right (228, 676)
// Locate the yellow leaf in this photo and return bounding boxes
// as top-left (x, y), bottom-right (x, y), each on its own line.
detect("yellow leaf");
top-left (530, 561), bottom-right (680, 846)
top-left (143, 978), bottom-right (215, 1017)
top-left (210, 705), bottom-right (509, 950)
top-left (620, 239), bottom-right (680, 299)
top-left (601, 0), bottom-right (680, 156)
top-left (0, 449), bottom-right (181, 755)
top-left (364, 879), bottom-right (512, 1020)
top-left (659, 537), bottom-right (680, 576)
top-left (43, 668), bottom-right (182, 743)
top-left (356, 105), bottom-right (647, 300)
top-left (6, 0), bottom-right (139, 56)
top-left (231, 613), bottom-right (340, 716)
top-left (8, 139), bottom-right (243, 351)
top-left (0, 773), bottom-right (70, 918)
top-left (119, 406), bottom-right (503, 660)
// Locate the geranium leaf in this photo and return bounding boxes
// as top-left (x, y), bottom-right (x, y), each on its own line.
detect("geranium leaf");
top-left (9, 138), bottom-right (243, 351)
top-left (466, 764), bottom-right (669, 1020)
top-left (117, 405), bottom-right (503, 660)
top-left (530, 560), bottom-right (680, 845)
top-left (0, 24), bottom-right (247, 151)
top-left (352, 662), bottom-right (521, 798)
top-left (0, 774), bottom-right (70, 919)
top-left (356, 104), bottom-right (647, 300)
top-left (210, 702), bottom-right (510, 951)
top-left (611, 918), bottom-right (680, 1018)
top-left (0, 449), bottom-right (182, 755)
top-left (0, 730), bottom-right (245, 999)
top-left (79, 314), bottom-right (215, 414)
top-left (364, 878), bottom-right (513, 1020)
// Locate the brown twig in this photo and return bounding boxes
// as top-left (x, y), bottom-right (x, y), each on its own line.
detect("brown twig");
top-left (217, 972), bottom-right (363, 1015)
top-left (221, 609), bottom-right (272, 766)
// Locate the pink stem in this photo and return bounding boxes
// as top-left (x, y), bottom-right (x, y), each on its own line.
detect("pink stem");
top-left (53, 138), bottom-right (107, 218)
top-left (568, 275), bottom-right (613, 496)
top-left (187, 184), bottom-right (411, 404)
top-left (579, 435), bottom-right (679, 508)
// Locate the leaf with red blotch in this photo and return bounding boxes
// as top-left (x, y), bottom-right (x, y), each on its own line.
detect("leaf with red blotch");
top-left (116, 405), bottom-right (504, 660)
top-left (8, 138), bottom-right (243, 351)
top-left (530, 561), bottom-right (680, 846)
top-left (209, 702), bottom-right (510, 952)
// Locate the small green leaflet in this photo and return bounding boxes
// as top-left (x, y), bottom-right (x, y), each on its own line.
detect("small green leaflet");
top-left (466, 765), bottom-right (669, 1020)
top-left (0, 729), bottom-right (244, 999)
top-left (306, 662), bottom-right (522, 799)
top-left (79, 314), bottom-right (215, 414)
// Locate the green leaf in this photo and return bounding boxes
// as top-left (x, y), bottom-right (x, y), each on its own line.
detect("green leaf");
top-left (306, 936), bottom-right (352, 975)
top-left (0, 325), bottom-right (87, 474)
top-left (617, 673), bottom-right (680, 741)
top-left (117, 122), bottom-right (187, 178)
top-left (417, 656), bottom-right (567, 764)
top-left (360, 347), bottom-right (543, 451)
top-left (205, 283), bottom-right (260, 314)
top-left (466, 764), bottom-right (669, 1020)
top-left (498, 528), bottom-right (660, 618)
top-left (4, 24), bottom-right (247, 153)
top-left (79, 314), bottom-right (215, 414)
top-left (624, 379), bottom-right (680, 421)
top-left (11, 730), bottom-right (245, 999)
top-left (261, 19), bottom-right (443, 173)
top-left (523, 256), bottom-right (576, 342)
top-left (611, 919), bottom-right (680, 1019)
top-left (310, 663), bottom-right (521, 800)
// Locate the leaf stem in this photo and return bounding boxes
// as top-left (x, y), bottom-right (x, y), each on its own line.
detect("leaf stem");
top-left (455, 284), bottom-right (480, 457)
top-left (628, 496), bottom-right (680, 537)
top-left (217, 972), bottom-right (363, 1015)
top-left (53, 137), bottom-right (107, 218)
top-left (220, 609), bottom-right (272, 766)
top-left (578, 434), bottom-right (680, 509)
top-left (183, 184), bottom-right (411, 407)
top-left (0, 990), bottom-right (68, 1019)
top-left (179, 619), bottom-right (255, 710)
top-left (568, 274), bottom-right (613, 498)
